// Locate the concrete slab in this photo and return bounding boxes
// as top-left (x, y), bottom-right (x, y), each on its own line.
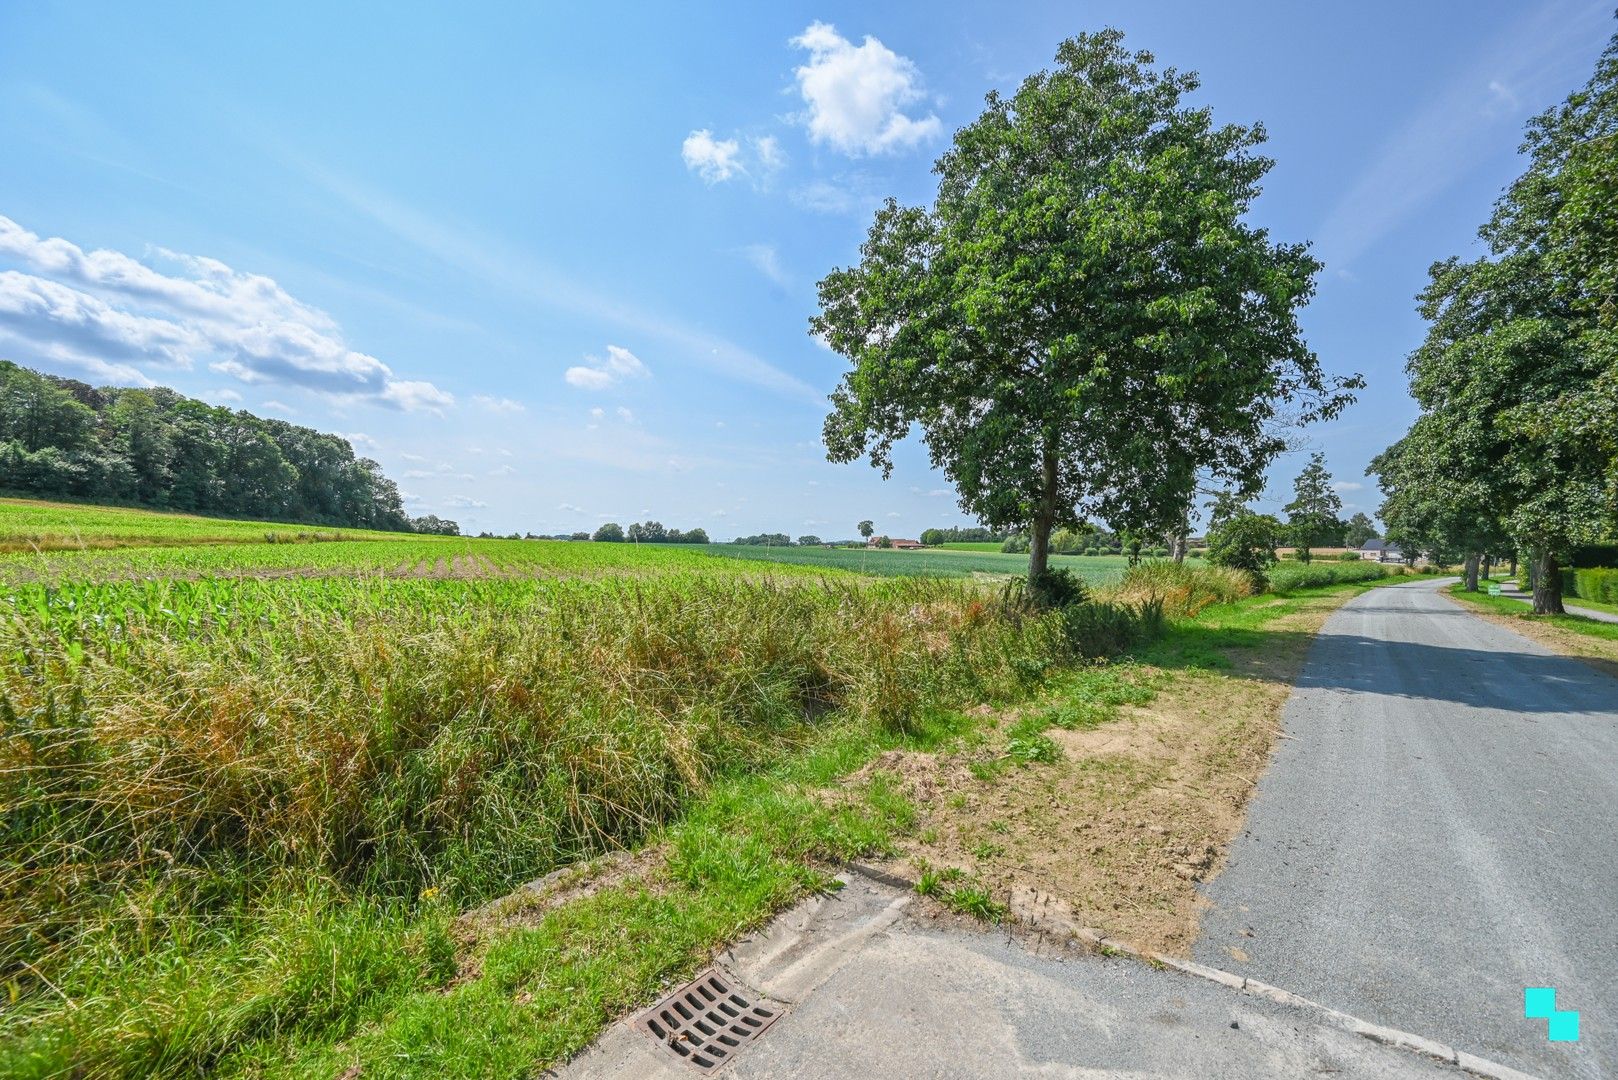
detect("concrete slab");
top-left (559, 871), bottom-right (1475, 1079)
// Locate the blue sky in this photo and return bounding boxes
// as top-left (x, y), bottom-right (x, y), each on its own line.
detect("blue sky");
top-left (1, 1), bottom-right (1610, 537)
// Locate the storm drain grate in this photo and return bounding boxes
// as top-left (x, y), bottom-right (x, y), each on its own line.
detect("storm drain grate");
top-left (633, 969), bottom-right (782, 1072)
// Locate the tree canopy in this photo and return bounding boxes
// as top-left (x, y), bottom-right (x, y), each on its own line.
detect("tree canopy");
top-left (1371, 26), bottom-right (1618, 610)
top-left (814, 30), bottom-right (1359, 584)
top-left (0, 360), bottom-right (439, 532)
top-left (1283, 453), bottom-right (1343, 563)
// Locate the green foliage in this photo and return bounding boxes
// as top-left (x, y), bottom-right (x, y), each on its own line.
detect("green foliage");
top-left (1267, 560), bottom-right (1392, 592)
top-left (1283, 453), bottom-right (1343, 562)
top-left (920, 526), bottom-right (1004, 546)
top-left (1113, 560), bottom-right (1256, 619)
top-left (1372, 28), bottom-right (1618, 611)
top-left (0, 361), bottom-right (416, 533)
top-left (1206, 509), bottom-right (1283, 581)
top-left (1566, 566), bottom-right (1618, 603)
top-left (591, 522), bottom-right (624, 542)
top-left (1341, 511), bottom-right (1379, 548)
top-left (814, 30), bottom-right (1358, 583)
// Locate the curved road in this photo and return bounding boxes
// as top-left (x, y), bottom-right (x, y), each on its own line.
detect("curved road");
top-left (1196, 579), bottom-right (1618, 1079)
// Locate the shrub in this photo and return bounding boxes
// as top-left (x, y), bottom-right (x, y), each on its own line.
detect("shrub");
top-left (1566, 567), bottom-right (1618, 604)
top-left (1336, 551), bottom-right (1362, 561)
top-left (1267, 560), bottom-right (1390, 592)
top-left (1206, 512), bottom-right (1283, 581)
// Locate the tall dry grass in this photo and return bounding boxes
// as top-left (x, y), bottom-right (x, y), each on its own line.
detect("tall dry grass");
top-left (1108, 560), bottom-right (1257, 619)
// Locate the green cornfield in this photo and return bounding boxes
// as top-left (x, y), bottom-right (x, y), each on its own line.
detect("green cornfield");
top-left (0, 497), bottom-right (1169, 1076)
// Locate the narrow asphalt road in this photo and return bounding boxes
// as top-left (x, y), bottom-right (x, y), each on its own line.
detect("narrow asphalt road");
top-left (1196, 578), bottom-right (1618, 1079)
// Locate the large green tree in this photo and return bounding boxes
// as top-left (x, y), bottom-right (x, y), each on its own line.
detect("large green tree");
top-left (1381, 26), bottom-right (1618, 612)
top-left (814, 31), bottom-right (1358, 585)
top-left (1283, 453), bottom-right (1342, 563)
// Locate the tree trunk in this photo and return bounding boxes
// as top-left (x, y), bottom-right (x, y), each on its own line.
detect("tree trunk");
top-left (1509, 554), bottom-right (1517, 581)
top-left (1482, 554), bottom-right (1492, 581)
top-left (1026, 444), bottom-right (1059, 584)
top-left (1531, 549), bottom-right (1564, 615)
top-left (1169, 507), bottom-right (1189, 564)
top-left (1463, 553), bottom-right (1480, 592)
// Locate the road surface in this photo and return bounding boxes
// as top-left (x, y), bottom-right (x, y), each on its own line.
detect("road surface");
top-left (565, 872), bottom-right (1473, 1079)
top-left (1197, 578), bottom-right (1618, 1079)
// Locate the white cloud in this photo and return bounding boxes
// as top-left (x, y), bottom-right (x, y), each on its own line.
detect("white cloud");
top-left (682, 129), bottom-right (743, 183)
top-left (558, 502), bottom-right (588, 513)
top-left (1332, 481), bottom-right (1365, 492)
top-left (590, 406), bottom-right (605, 419)
top-left (472, 394), bottom-right (526, 413)
top-left (261, 400), bottom-right (291, 413)
top-left (0, 214), bottom-right (453, 410)
top-left (444, 495), bottom-right (487, 509)
top-left (210, 388), bottom-right (243, 403)
top-left (340, 431), bottom-right (376, 448)
top-left (616, 406), bottom-right (635, 422)
top-left (753, 135), bottom-right (785, 173)
top-left (790, 22), bottom-right (941, 156)
top-left (564, 344), bottom-right (649, 390)
top-left (738, 243), bottom-right (789, 287)
top-left (488, 464), bottom-right (516, 476)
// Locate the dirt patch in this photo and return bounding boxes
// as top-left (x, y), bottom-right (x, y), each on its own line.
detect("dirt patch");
top-left (855, 590), bottom-right (1360, 958)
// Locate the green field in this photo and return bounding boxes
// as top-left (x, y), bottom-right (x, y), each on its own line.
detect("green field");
top-left (694, 543), bottom-right (1134, 584)
top-left (3, 497), bottom-right (1173, 1077)
top-left (0, 496), bottom-right (414, 552)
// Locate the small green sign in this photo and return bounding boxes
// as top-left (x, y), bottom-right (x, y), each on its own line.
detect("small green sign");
top-left (1488, 585), bottom-right (1502, 596)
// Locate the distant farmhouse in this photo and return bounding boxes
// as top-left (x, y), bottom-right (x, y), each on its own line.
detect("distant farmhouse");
top-left (1359, 538), bottom-right (1405, 563)
top-left (867, 537), bottom-right (926, 550)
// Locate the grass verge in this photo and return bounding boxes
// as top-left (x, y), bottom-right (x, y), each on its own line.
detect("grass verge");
top-left (846, 577), bottom-right (1402, 957)
top-left (1444, 581), bottom-right (1618, 669)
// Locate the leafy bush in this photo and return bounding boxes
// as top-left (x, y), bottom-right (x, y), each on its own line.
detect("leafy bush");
top-left (1336, 551), bottom-right (1362, 561)
top-left (1267, 560), bottom-right (1391, 592)
top-left (1567, 567), bottom-right (1618, 603)
top-left (1206, 511), bottom-right (1283, 582)
top-left (1057, 597), bottom-right (1164, 657)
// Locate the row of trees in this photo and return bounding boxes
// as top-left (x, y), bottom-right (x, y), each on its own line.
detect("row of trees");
top-left (1200, 456), bottom-right (1380, 576)
top-left (815, 32), bottom-right (1361, 589)
top-left (1371, 31), bottom-right (1618, 611)
top-left (0, 360), bottom-right (450, 533)
top-left (589, 521), bottom-right (711, 544)
top-left (918, 525), bottom-right (1007, 545)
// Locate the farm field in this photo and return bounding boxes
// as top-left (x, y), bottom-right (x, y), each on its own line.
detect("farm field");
top-left (2, 501), bottom-right (1162, 1077)
top-left (693, 542), bottom-right (1135, 584)
top-left (0, 496), bottom-right (415, 552)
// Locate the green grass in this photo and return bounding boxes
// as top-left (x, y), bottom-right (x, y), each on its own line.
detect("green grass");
top-left (2, 510), bottom-right (1173, 1078)
top-left (0, 502), bottom-right (1401, 1078)
top-left (1447, 583), bottom-right (1618, 642)
top-left (691, 543), bottom-right (1132, 584)
top-left (0, 496), bottom-right (418, 552)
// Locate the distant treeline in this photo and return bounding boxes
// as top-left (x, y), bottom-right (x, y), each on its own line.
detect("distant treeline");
top-left (585, 521), bottom-right (710, 544)
top-left (918, 526), bottom-right (1007, 545)
top-left (0, 360), bottom-right (446, 533)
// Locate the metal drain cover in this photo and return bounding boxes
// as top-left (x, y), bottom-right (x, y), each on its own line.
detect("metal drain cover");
top-left (634, 969), bottom-right (782, 1072)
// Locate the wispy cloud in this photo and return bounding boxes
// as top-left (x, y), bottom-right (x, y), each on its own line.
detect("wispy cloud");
top-left (472, 394), bottom-right (525, 413)
top-left (1312, 0), bottom-right (1609, 270)
top-left (298, 166), bottom-right (823, 404)
top-left (682, 129), bottom-right (743, 183)
top-left (737, 243), bottom-right (789, 287)
top-left (564, 344), bottom-right (649, 390)
top-left (0, 213), bottom-right (454, 410)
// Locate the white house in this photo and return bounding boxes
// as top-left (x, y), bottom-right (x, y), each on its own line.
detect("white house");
top-left (1359, 538), bottom-right (1405, 563)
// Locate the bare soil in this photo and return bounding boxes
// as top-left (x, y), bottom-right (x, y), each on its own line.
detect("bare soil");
top-left (853, 590), bottom-right (1359, 957)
